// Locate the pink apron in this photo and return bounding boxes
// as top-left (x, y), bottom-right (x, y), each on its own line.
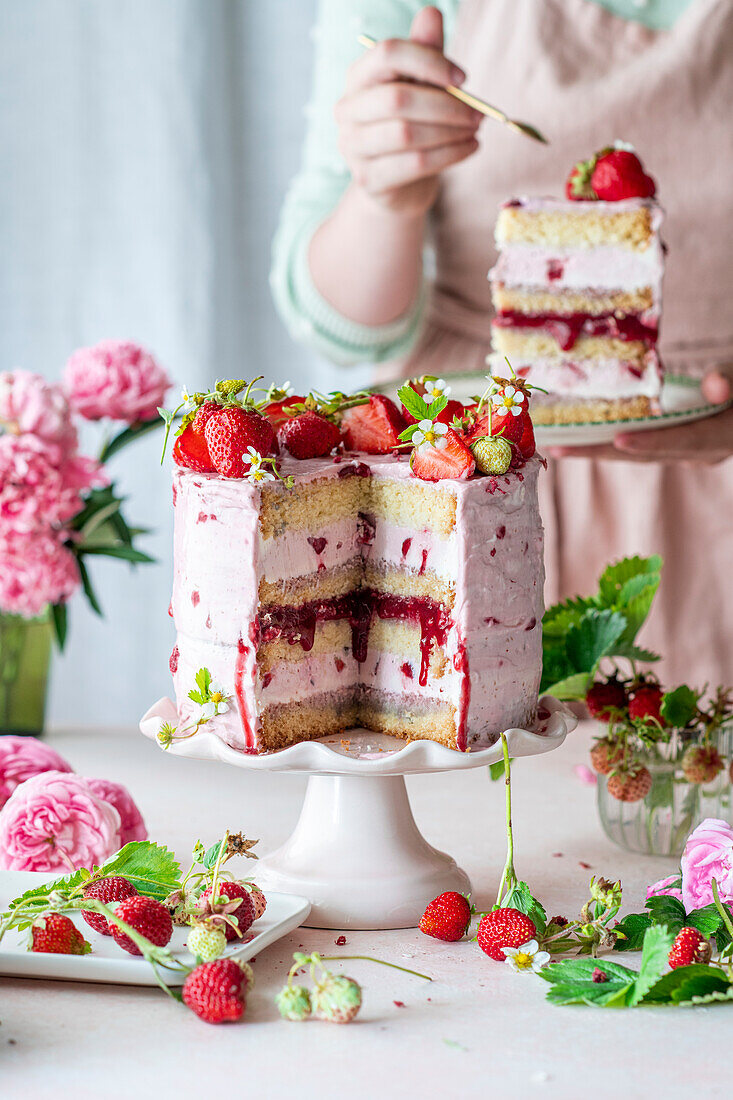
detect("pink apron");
top-left (393, 0), bottom-right (733, 685)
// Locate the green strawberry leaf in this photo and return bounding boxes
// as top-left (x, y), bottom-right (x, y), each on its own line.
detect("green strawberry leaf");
top-left (539, 644), bottom-right (573, 695)
top-left (542, 595), bottom-right (598, 638)
top-left (502, 880), bottom-right (547, 934)
top-left (686, 903), bottom-right (732, 944)
top-left (628, 924), bottom-right (674, 1005)
top-left (538, 957), bottom-right (639, 984)
top-left (611, 642), bottom-right (661, 663)
top-left (397, 384), bottom-right (430, 423)
top-left (565, 609), bottom-right (626, 673)
top-left (661, 685), bottom-right (700, 729)
top-left (597, 555), bottom-right (662, 608)
top-left (544, 980), bottom-right (634, 1007)
top-left (639, 964), bottom-right (731, 1005)
top-left (645, 895), bottom-right (686, 934)
top-left (540, 671), bottom-right (591, 701)
top-left (5, 868), bottom-right (90, 927)
top-left (96, 841), bottom-right (182, 901)
top-left (613, 912), bottom-right (652, 951)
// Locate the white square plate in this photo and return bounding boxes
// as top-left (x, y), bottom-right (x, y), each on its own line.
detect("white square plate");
top-left (0, 871), bottom-right (310, 985)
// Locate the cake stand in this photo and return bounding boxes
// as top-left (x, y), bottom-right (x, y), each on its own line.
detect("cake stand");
top-left (140, 697), bottom-right (576, 930)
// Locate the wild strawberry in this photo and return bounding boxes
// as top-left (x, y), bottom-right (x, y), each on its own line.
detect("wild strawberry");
top-left (668, 927), bottom-right (712, 970)
top-left (110, 895), bottom-right (173, 956)
top-left (341, 395), bottom-right (406, 454)
top-left (236, 958), bottom-right (255, 995)
top-left (681, 745), bottom-right (724, 785)
top-left (31, 913), bottom-right (88, 955)
top-left (200, 881), bottom-right (255, 941)
top-left (606, 765), bottom-right (652, 803)
top-left (471, 435), bottom-right (512, 475)
top-left (247, 883), bottom-right (267, 921)
top-left (591, 149), bottom-right (656, 201)
top-left (590, 737), bottom-right (624, 775)
top-left (173, 424), bottom-right (215, 473)
top-left (312, 975), bottom-right (362, 1024)
top-left (205, 407), bottom-right (276, 477)
top-left (419, 892), bottom-right (472, 942)
top-left (191, 399), bottom-right (221, 435)
top-left (279, 411), bottom-right (341, 459)
top-left (586, 677), bottom-right (627, 721)
top-left (628, 684), bottom-right (664, 725)
top-left (188, 922), bottom-right (227, 962)
top-left (263, 395), bottom-right (305, 431)
top-left (82, 876), bottom-right (138, 936)
top-left (477, 908), bottom-right (537, 961)
top-left (277, 984), bottom-right (312, 1021)
top-left (182, 959), bottom-right (247, 1024)
top-left (411, 426), bottom-right (475, 482)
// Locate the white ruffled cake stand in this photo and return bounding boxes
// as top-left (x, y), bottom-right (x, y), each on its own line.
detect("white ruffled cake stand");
top-left (140, 697), bottom-right (576, 930)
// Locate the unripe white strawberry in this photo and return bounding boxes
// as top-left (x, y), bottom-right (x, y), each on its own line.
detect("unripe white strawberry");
top-left (187, 922), bottom-right (227, 962)
top-left (470, 435), bottom-right (512, 475)
top-left (312, 975), bottom-right (362, 1024)
top-left (276, 984), bottom-right (312, 1021)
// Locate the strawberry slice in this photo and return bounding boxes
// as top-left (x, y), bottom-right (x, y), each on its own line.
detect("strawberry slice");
top-left (204, 407), bottom-right (276, 477)
top-left (514, 414), bottom-right (536, 462)
top-left (263, 395), bottom-right (305, 431)
top-left (341, 395), bottom-right (406, 454)
top-left (411, 427), bottom-right (475, 482)
top-left (173, 424), bottom-right (215, 473)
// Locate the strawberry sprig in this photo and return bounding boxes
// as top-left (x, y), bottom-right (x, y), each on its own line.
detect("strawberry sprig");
top-left (396, 382), bottom-right (448, 446)
top-left (158, 376), bottom-right (266, 462)
top-left (275, 389), bottom-right (371, 424)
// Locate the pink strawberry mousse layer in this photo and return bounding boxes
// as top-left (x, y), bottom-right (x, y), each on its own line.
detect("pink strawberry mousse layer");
top-left (488, 352), bottom-right (663, 401)
top-left (169, 455), bottom-right (544, 753)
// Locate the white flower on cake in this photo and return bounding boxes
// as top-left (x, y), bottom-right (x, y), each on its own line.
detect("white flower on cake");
top-left (425, 377), bottom-right (451, 401)
top-left (199, 682), bottom-right (230, 720)
top-left (613, 139), bottom-right (636, 152)
top-left (412, 419), bottom-right (448, 453)
top-left (242, 448), bottom-right (276, 483)
top-left (491, 384), bottom-right (525, 417)
top-left (503, 939), bottom-right (550, 973)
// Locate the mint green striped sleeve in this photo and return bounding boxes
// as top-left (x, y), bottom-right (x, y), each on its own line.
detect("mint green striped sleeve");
top-left (270, 0), bottom-right (456, 367)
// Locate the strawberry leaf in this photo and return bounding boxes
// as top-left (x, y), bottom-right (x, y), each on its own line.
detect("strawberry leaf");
top-left (661, 685), bottom-right (699, 728)
top-left (397, 384), bottom-right (430, 422)
top-left (639, 964), bottom-right (731, 1005)
top-left (95, 841), bottom-right (182, 901)
top-left (613, 912), bottom-right (652, 951)
top-left (645, 895), bottom-right (686, 934)
top-left (628, 924), bottom-right (674, 1005)
top-left (565, 609), bottom-right (626, 673)
top-left (502, 880), bottom-right (547, 934)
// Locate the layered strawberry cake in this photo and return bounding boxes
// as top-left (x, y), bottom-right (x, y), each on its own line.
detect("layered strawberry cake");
top-left (489, 145), bottom-right (665, 424)
top-left (163, 375), bottom-right (544, 754)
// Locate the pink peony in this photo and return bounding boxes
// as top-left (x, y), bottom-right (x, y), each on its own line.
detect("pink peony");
top-left (0, 370), bottom-right (77, 449)
top-left (0, 434), bottom-right (106, 535)
top-left (63, 340), bottom-right (171, 424)
top-left (0, 736), bottom-right (74, 808)
top-left (646, 874), bottom-right (684, 905)
top-left (680, 818), bottom-right (733, 911)
top-left (0, 531), bottom-right (80, 617)
top-left (86, 778), bottom-right (147, 845)
top-left (0, 771), bottom-right (122, 872)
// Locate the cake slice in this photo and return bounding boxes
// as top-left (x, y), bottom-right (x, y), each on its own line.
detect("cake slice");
top-left (489, 145), bottom-right (665, 424)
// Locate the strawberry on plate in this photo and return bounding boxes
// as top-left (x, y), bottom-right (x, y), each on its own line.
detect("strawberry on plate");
top-left (279, 411), bottom-right (341, 459)
top-left (204, 407), bottom-right (277, 477)
top-left (341, 395), bottom-right (406, 454)
top-left (411, 425), bottom-right (475, 482)
top-left (31, 913), bottom-right (89, 955)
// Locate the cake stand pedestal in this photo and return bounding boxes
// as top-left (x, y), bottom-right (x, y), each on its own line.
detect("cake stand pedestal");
top-left (140, 698), bottom-right (576, 929)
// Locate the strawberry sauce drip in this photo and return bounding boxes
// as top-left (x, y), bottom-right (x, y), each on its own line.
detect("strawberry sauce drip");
top-left (234, 636), bottom-right (254, 751)
top-left (169, 646), bottom-right (179, 675)
top-left (401, 537), bottom-right (412, 558)
top-left (453, 639), bottom-right (470, 752)
top-left (493, 309), bottom-right (658, 351)
top-left (418, 549), bottom-right (428, 576)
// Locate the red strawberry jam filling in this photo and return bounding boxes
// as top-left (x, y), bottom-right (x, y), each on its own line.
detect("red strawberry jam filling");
top-left (492, 310), bottom-right (658, 352)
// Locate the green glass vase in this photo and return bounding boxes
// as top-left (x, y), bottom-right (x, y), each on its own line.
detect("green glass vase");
top-left (0, 613), bottom-right (53, 736)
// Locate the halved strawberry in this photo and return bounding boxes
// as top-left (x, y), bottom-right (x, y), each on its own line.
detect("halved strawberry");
top-left (341, 395), bottom-right (406, 454)
top-left (263, 395), bottom-right (305, 431)
top-left (411, 427), bottom-right (475, 482)
top-left (279, 411), bottom-right (341, 459)
top-left (173, 424), bottom-right (215, 473)
top-left (204, 407), bottom-right (276, 477)
top-left (513, 414), bottom-right (536, 463)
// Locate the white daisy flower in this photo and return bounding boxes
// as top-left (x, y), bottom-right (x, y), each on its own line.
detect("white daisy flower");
top-left (613, 139), bottom-right (636, 152)
top-left (491, 384), bottom-right (526, 417)
top-left (200, 683), bottom-right (230, 721)
top-left (412, 419), bottom-right (448, 453)
top-left (242, 448), bottom-right (276, 483)
top-left (425, 377), bottom-right (451, 400)
top-left (503, 939), bottom-right (550, 973)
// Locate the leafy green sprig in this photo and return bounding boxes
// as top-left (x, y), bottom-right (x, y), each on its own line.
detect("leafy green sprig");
top-left (396, 383), bottom-right (448, 445)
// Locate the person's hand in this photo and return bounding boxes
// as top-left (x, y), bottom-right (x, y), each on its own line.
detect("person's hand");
top-left (335, 6), bottom-right (482, 217)
top-left (547, 369), bottom-right (733, 465)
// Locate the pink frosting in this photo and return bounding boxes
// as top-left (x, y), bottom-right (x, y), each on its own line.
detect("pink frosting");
top-left (0, 530), bottom-right (80, 617)
top-left (85, 777), bottom-right (147, 845)
top-left (0, 736), bottom-right (74, 809)
top-left (63, 340), bottom-right (171, 424)
top-left (680, 818), bottom-right (733, 911)
top-left (0, 771), bottom-right (122, 872)
top-left (0, 371), bottom-right (77, 449)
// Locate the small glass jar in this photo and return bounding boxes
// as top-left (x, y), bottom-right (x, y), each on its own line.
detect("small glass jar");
top-left (0, 613), bottom-right (53, 736)
top-left (597, 726), bottom-right (733, 857)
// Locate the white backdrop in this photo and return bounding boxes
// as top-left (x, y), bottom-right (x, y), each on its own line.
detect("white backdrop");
top-left (1, 0), bottom-right (360, 726)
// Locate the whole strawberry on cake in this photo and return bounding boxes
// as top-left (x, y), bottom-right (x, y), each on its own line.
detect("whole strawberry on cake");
top-left (489, 143), bottom-right (664, 424)
top-left (160, 373), bottom-right (544, 754)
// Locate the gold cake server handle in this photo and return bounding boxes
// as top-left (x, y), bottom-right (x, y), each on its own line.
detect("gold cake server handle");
top-left (357, 33), bottom-right (548, 145)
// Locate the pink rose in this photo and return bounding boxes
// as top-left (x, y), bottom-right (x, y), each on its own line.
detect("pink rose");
top-left (0, 531), bottom-right (79, 618)
top-left (0, 736), bottom-right (74, 808)
top-left (646, 875), bottom-right (684, 905)
top-left (86, 778), bottom-right (147, 845)
top-left (64, 340), bottom-right (171, 424)
top-left (680, 818), bottom-right (733, 911)
top-left (0, 434), bottom-right (106, 535)
top-left (0, 771), bottom-right (122, 872)
top-left (0, 370), bottom-right (76, 449)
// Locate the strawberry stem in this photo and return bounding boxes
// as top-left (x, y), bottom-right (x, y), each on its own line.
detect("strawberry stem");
top-left (495, 732), bottom-right (517, 907)
top-left (319, 955), bottom-right (432, 981)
